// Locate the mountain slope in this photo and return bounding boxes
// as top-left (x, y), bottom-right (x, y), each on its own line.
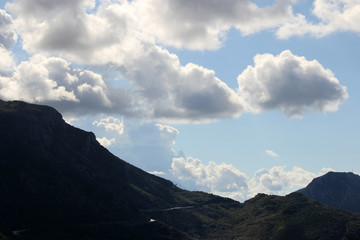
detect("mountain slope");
top-left (147, 192), bottom-right (360, 240)
top-left (0, 99), bottom-right (230, 236)
top-left (1, 99), bottom-right (360, 240)
top-left (298, 172), bottom-right (360, 213)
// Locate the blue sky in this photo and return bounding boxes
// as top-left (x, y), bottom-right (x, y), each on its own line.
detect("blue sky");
top-left (0, 0), bottom-right (359, 201)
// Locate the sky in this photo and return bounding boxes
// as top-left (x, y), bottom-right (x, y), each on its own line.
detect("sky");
top-left (0, 0), bottom-right (359, 201)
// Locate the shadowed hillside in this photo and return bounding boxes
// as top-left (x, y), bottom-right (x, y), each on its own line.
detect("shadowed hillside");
top-left (1, 99), bottom-right (360, 240)
top-left (0, 99), bottom-right (231, 239)
top-left (298, 171), bottom-right (360, 213)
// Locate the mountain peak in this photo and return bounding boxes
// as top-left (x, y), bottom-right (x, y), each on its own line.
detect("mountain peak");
top-left (298, 171), bottom-right (360, 212)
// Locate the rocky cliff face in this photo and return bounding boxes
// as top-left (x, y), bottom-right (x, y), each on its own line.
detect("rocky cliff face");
top-left (298, 172), bottom-right (360, 213)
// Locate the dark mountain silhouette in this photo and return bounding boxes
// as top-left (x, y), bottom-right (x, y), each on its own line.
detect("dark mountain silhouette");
top-left (0, 99), bottom-right (230, 239)
top-left (298, 171), bottom-right (360, 213)
top-left (1, 99), bottom-right (360, 240)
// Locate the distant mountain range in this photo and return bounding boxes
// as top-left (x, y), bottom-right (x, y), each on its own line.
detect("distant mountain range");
top-left (298, 171), bottom-right (360, 213)
top-left (1, 99), bottom-right (360, 240)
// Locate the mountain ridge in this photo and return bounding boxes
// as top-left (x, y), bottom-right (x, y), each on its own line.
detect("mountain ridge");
top-left (1, 99), bottom-right (360, 240)
top-left (0, 99), bottom-right (232, 229)
top-left (298, 171), bottom-right (360, 213)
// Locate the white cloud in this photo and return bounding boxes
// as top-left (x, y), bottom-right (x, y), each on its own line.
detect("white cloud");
top-left (0, 59), bottom-right (78, 102)
top-left (156, 124), bottom-right (179, 135)
top-left (148, 171), bottom-right (165, 175)
top-left (134, 0), bottom-right (360, 45)
top-left (3, 1), bottom-right (350, 122)
top-left (97, 136), bottom-right (116, 147)
top-left (5, 0), bottom-right (136, 63)
top-left (3, 0), bottom-right (246, 123)
top-left (0, 9), bottom-right (17, 73)
top-left (7, 0), bottom-right (357, 55)
top-left (0, 47), bottom-right (15, 73)
top-left (266, 150), bottom-right (279, 158)
top-left (127, 0), bottom-right (360, 49)
top-left (171, 156), bottom-right (319, 202)
top-left (93, 117), bottom-right (125, 135)
top-left (0, 55), bottom-right (137, 116)
top-left (156, 124), bottom-right (179, 145)
top-left (122, 45), bottom-right (245, 123)
top-left (238, 50), bottom-right (348, 118)
top-left (5, 0), bottom-right (97, 57)
top-left (248, 166), bottom-right (317, 198)
top-left (0, 9), bottom-right (17, 49)
top-left (134, 0), bottom-right (297, 50)
top-left (277, 0), bottom-right (360, 39)
top-left (171, 157), bottom-right (249, 199)
top-left (321, 167), bottom-right (335, 173)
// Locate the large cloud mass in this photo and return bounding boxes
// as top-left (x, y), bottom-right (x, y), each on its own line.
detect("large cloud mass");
top-left (4, 0), bottom-right (246, 123)
top-left (1, 0), bottom-right (350, 122)
top-left (238, 50), bottom-right (348, 118)
top-left (124, 46), bottom-right (245, 123)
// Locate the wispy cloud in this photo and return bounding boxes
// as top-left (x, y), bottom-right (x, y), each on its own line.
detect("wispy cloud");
top-left (265, 150), bottom-right (279, 158)
top-left (97, 137), bottom-right (116, 147)
top-left (148, 171), bottom-right (165, 175)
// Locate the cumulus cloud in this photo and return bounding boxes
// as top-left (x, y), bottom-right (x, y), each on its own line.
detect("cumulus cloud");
top-left (238, 50), bottom-right (348, 118)
top-left (124, 46), bottom-right (245, 123)
top-left (3, 1), bottom-right (350, 122)
top-left (266, 150), bottom-right (279, 158)
top-left (7, 0), bottom-right (358, 55)
top-left (171, 157), bottom-right (249, 199)
top-left (171, 156), bottom-right (318, 201)
top-left (0, 55), bottom-right (137, 116)
top-left (0, 59), bottom-right (78, 102)
top-left (248, 166), bottom-right (316, 197)
top-left (93, 117), bottom-right (124, 135)
top-left (3, 0), bottom-right (246, 123)
top-left (5, 0), bottom-right (138, 63)
top-left (5, 0), bottom-right (97, 57)
top-left (277, 0), bottom-right (360, 38)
